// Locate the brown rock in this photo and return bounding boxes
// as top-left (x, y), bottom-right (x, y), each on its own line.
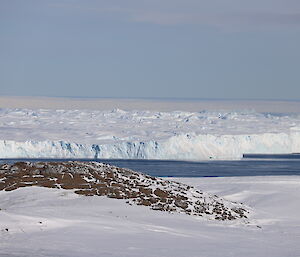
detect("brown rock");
top-left (154, 188), bottom-right (169, 198)
top-left (174, 200), bottom-right (188, 209)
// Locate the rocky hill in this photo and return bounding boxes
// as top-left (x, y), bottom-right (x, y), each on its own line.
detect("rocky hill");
top-left (0, 161), bottom-right (249, 221)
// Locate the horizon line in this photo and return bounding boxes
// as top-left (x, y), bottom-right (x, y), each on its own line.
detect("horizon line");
top-left (1, 94), bottom-right (300, 102)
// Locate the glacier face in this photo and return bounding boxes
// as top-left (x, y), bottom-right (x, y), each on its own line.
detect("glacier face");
top-left (0, 132), bottom-right (299, 160)
top-left (0, 108), bottom-right (299, 160)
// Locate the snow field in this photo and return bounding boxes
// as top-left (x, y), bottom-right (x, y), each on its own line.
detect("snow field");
top-left (0, 176), bottom-right (299, 257)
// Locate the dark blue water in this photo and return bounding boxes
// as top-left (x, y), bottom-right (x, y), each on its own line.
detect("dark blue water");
top-left (1, 157), bottom-right (299, 177)
top-left (243, 153), bottom-right (300, 159)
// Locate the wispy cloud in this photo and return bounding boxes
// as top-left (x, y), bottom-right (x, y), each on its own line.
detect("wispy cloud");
top-left (49, 0), bottom-right (300, 30)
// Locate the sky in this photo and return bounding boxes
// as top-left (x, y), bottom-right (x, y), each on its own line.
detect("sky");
top-left (0, 0), bottom-right (300, 100)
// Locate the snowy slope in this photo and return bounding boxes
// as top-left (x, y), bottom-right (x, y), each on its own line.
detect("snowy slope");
top-left (0, 108), bottom-right (300, 160)
top-left (0, 161), bottom-right (250, 220)
top-left (1, 176), bottom-right (299, 257)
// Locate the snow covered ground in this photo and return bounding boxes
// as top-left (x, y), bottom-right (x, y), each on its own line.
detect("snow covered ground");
top-left (0, 105), bottom-right (300, 160)
top-left (1, 176), bottom-right (299, 257)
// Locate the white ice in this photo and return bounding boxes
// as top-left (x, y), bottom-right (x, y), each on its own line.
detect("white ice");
top-left (0, 106), bottom-right (299, 160)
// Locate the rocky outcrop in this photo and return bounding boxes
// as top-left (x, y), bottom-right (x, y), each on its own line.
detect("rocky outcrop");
top-left (0, 161), bottom-right (249, 221)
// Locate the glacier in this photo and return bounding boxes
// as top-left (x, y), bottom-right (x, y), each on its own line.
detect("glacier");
top-left (0, 108), bottom-right (299, 160)
top-left (0, 132), bottom-right (299, 160)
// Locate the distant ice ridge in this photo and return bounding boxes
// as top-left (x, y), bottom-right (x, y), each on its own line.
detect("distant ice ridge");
top-left (0, 131), bottom-right (299, 160)
top-left (0, 108), bottom-right (300, 160)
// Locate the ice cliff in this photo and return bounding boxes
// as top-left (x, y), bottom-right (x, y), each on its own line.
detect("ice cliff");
top-left (0, 132), bottom-right (299, 160)
top-left (0, 108), bottom-right (299, 160)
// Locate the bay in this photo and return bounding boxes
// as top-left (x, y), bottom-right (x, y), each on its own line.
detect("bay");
top-left (1, 157), bottom-right (300, 177)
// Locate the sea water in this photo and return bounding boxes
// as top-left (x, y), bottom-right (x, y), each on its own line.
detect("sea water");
top-left (1, 155), bottom-right (300, 177)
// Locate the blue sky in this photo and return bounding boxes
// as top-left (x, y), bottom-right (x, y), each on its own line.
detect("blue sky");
top-left (1, 0), bottom-right (300, 100)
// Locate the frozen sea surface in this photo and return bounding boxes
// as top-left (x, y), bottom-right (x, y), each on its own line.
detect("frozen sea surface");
top-left (0, 107), bottom-right (300, 160)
